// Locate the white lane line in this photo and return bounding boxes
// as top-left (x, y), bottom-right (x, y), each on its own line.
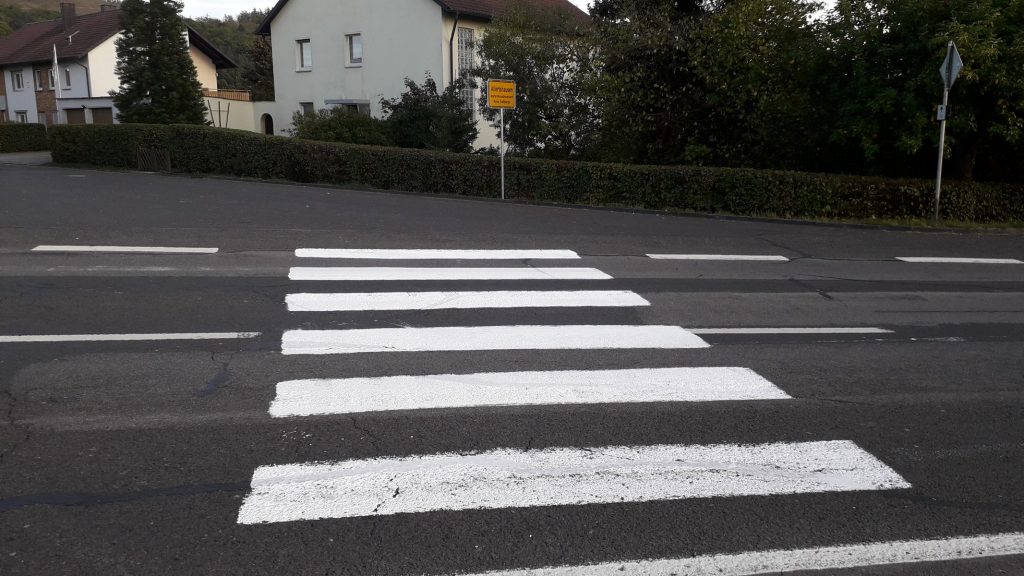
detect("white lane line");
top-left (281, 325), bottom-right (709, 355)
top-left (295, 249), bottom-right (580, 259)
top-left (691, 327), bottom-right (893, 335)
top-left (236, 440), bottom-right (909, 523)
top-left (647, 254), bottom-right (790, 262)
top-left (288, 267), bottom-right (612, 281)
top-left (896, 257), bottom-right (1022, 264)
top-left (286, 291), bottom-right (649, 311)
top-left (462, 532), bottom-right (1024, 576)
top-left (269, 367), bottom-right (790, 417)
top-left (31, 245), bottom-right (219, 254)
top-left (0, 332), bottom-right (260, 343)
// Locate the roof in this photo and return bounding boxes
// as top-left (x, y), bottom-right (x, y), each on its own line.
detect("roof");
top-left (0, 9), bottom-right (237, 69)
top-left (0, 9), bottom-right (121, 66)
top-left (257, 0), bottom-right (589, 35)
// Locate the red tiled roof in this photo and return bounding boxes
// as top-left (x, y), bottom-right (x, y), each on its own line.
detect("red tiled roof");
top-left (0, 9), bottom-right (122, 66)
top-left (257, 0), bottom-right (589, 35)
top-left (438, 0), bottom-right (589, 22)
top-left (0, 9), bottom-right (237, 68)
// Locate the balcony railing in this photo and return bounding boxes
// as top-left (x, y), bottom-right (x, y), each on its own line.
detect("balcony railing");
top-left (202, 89), bottom-right (252, 102)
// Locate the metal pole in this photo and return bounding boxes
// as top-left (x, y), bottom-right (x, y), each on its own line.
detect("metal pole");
top-left (933, 41), bottom-right (953, 222)
top-left (500, 107), bottom-right (505, 200)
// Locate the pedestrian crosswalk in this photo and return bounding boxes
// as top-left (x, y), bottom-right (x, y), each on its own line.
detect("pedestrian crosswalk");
top-left (238, 247), bottom-right (912, 571)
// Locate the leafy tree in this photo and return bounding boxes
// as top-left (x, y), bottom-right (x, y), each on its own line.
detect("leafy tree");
top-left (0, 5), bottom-right (59, 39)
top-left (589, 0), bottom-right (716, 164)
top-left (474, 6), bottom-right (599, 159)
top-left (242, 34), bottom-right (275, 101)
top-left (380, 74), bottom-right (478, 153)
top-left (821, 0), bottom-right (1024, 181)
top-left (695, 0), bottom-right (828, 169)
top-left (113, 0), bottom-right (208, 124)
top-left (291, 107), bottom-right (392, 146)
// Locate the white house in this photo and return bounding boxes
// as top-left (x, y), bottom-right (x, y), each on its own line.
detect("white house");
top-left (254, 0), bottom-right (587, 147)
top-left (0, 3), bottom-right (238, 126)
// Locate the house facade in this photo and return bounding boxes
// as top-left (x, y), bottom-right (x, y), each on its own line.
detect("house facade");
top-left (0, 3), bottom-right (236, 126)
top-left (255, 0), bottom-right (586, 148)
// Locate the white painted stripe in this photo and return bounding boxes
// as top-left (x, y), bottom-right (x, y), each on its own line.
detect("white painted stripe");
top-left (31, 245), bottom-right (219, 254)
top-left (269, 367), bottom-right (790, 417)
top-left (288, 267), bottom-right (612, 281)
top-left (897, 257), bottom-right (1022, 264)
top-left (691, 327), bottom-right (893, 335)
top-left (236, 440), bottom-right (909, 523)
top-left (0, 332), bottom-right (260, 343)
top-left (647, 254), bottom-right (790, 262)
top-left (295, 249), bottom-right (579, 259)
top-left (462, 532), bottom-right (1024, 576)
top-left (285, 291), bottom-right (649, 311)
top-left (281, 325), bottom-right (709, 355)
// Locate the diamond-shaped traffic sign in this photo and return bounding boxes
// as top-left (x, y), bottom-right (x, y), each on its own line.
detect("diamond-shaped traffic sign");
top-left (940, 42), bottom-right (963, 90)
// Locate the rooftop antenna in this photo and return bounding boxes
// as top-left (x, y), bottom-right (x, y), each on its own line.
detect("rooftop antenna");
top-left (67, 30), bottom-right (80, 45)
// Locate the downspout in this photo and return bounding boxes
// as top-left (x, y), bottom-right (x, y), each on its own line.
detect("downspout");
top-left (448, 11), bottom-right (460, 87)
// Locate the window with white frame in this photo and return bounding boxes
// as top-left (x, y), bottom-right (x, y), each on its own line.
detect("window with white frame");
top-left (15, 110), bottom-right (28, 123)
top-left (296, 39), bottom-right (312, 70)
top-left (346, 34), bottom-right (363, 66)
top-left (300, 101), bottom-right (314, 116)
top-left (12, 70), bottom-right (25, 91)
top-left (34, 69), bottom-right (50, 91)
top-left (457, 27), bottom-right (475, 120)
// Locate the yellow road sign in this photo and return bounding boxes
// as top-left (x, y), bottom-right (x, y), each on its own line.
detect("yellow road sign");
top-left (487, 79), bottom-right (516, 109)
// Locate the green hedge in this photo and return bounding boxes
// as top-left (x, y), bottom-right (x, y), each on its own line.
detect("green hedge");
top-left (0, 122), bottom-right (48, 152)
top-left (48, 123), bottom-right (1024, 223)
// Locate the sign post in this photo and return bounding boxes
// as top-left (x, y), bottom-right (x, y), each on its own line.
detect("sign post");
top-left (934, 41), bottom-right (963, 221)
top-left (487, 79), bottom-right (516, 200)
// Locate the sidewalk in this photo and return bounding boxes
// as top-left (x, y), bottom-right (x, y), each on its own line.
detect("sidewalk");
top-left (0, 151), bottom-right (52, 165)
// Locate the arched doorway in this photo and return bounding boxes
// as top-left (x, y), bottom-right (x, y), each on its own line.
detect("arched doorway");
top-left (261, 114), bottom-right (274, 135)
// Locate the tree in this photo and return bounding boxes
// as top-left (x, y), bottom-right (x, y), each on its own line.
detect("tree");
top-left (693, 0), bottom-right (828, 170)
top-left (242, 35), bottom-right (275, 101)
top-left (474, 6), bottom-right (599, 159)
top-left (380, 74), bottom-right (478, 153)
top-left (589, 0), bottom-right (716, 164)
top-left (113, 0), bottom-right (208, 124)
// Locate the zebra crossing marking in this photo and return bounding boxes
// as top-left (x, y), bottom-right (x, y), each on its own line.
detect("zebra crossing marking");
top-left (285, 290), bottom-right (649, 311)
top-left (268, 367), bottom-right (790, 417)
top-left (295, 249), bottom-right (580, 259)
top-left (281, 325), bottom-right (710, 355)
top-left (236, 440), bottom-right (909, 524)
top-left (288, 267), bottom-right (612, 281)
top-left (460, 532), bottom-right (1024, 576)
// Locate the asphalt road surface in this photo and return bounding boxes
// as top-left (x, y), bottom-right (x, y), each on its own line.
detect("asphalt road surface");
top-left (1, 164), bottom-right (1023, 575)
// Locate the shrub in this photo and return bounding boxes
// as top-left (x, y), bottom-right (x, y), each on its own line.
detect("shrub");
top-left (291, 107), bottom-right (391, 146)
top-left (381, 75), bottom-right (478, 153)
top-left (0, 123), bottom-right (48, 152)
top-left (46, 123), bottom-right (1024, 223)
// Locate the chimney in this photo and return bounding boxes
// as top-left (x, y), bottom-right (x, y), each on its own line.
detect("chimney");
top-left (61, 3), bottom-right (76, 31)
top-left (100, 3), bottom-right (117, 12)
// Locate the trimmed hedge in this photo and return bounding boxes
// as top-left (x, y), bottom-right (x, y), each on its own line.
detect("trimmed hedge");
top-left (48, 123), bottom-right (1024, 223)
top-left (0, 123), bottom-right (48, 153)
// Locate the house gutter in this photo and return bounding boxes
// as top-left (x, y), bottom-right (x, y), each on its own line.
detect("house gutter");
top-left (448, 11), bottom-right (460, 87)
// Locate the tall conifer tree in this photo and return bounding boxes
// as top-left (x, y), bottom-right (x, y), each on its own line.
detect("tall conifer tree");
top-left (113, 0), bottom-right (208, 124)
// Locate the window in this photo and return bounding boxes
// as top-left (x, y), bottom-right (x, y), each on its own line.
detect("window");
top-left (49, 68), bottom-right (56, 89)
top-left (65, 68), bottom-right (72, 89)
top-left (300, 102), bottom-right (315, 116)
top-left (16, 111), bottom-right (28, 123)
top-left (346, 34), bottom-right (363, 66)
top-left (296, 39), bottom-right (312, 70)
top-left (457, 27), bottom-right (476, 120)
top-left (12, 70), bottom-right (24, 91)
top-left (38, 111), bottom-right (48, 125)
top-left (34, 69), bottom-right (50, 91)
